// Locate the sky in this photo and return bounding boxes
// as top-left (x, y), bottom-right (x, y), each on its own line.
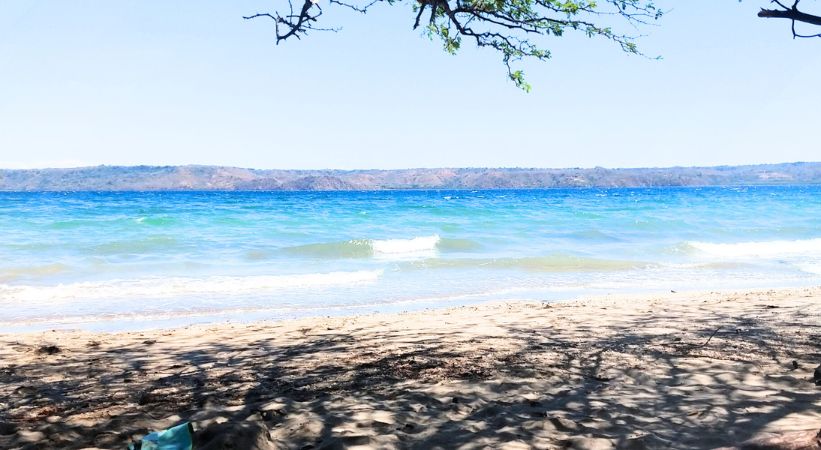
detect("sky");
top-left (0, 0), bottom-right (819, 170)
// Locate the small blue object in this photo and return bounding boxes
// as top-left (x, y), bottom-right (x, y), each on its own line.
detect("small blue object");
top-left (128, 422), bottom-right (194, 450)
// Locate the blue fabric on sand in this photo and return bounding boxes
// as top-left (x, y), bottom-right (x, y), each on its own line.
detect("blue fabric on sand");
top-left (127, 422), bottom-right (194, 450)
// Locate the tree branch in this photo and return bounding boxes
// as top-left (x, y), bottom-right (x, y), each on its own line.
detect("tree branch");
top-left (758, 0), bottom-right (821, 38)
top-left (758, 7), bottom-right (821, 26)
top-left (245, 0), bottom-right (664, 90)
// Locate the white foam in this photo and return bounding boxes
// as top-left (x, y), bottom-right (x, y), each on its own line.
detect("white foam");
top-left (0, 270), bottom-right (383, 303)
top-left (688, 238), bottom-right (821, 258)
top-left (796, 262), bottom-right (821, 275)
top-left (371, 235), bottom-right (440, 255)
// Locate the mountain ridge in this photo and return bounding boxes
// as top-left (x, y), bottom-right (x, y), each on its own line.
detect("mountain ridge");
top-left (1, 162), bottom-right (819, 191)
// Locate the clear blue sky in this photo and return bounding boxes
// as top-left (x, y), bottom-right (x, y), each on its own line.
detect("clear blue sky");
top-left (0, 0), bottom-right (818, 169)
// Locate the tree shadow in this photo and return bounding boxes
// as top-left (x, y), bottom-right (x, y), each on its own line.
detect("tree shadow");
top-left (0, 299), bottom-right (819, 449)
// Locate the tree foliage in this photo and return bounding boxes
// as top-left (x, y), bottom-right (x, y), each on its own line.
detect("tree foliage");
top-left (245, 0), bottom-right (663, 90)
top-left (244, 0), bottom-right (821, 90)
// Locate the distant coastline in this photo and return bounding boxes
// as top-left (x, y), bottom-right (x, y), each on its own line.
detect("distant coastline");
top-left (1, 162), bottom-right (819, 191)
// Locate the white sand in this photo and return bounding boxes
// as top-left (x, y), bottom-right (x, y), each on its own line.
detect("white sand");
top-left (1, 287), bottom-right (820, 449)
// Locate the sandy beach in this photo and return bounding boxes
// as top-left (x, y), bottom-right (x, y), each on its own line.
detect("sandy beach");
top-left (1, 287), bottom-right (819, 449)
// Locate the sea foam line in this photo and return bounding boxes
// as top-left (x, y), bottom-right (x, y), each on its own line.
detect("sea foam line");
top-left (0, 270), bottom-right (383, 302)
top-left (796, 263), bottom-right (821, 275)
top-left (687, 238), bottom-right (821, 258)
top-left (282, 235), bottom-right (442, 259)
top-left (371, 235), bottom-right (440, 255)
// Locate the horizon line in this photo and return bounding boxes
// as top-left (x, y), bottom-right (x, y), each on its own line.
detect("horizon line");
top-left (1, 161), bottom-right (818, 172)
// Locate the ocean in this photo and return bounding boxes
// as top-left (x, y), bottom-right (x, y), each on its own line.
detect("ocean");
top-left (1, 186), bottom-right (819, 332)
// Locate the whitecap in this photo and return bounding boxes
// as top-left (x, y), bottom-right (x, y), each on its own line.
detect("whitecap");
top-left (0, 270), bottom-right (383, 303)
top-left (372, 235), bottom-right (440, 256)
top-left (687, 238), bottom-right (821, 258)
top-left (796, 262), bottom-right (821, 275)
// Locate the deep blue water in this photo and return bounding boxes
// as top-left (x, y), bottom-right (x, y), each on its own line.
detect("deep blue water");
top-left (1, 186), bottom-right (819, 331)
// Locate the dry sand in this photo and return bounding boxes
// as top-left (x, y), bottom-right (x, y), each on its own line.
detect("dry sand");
top-left (1, 287), bottom-right (820, 449)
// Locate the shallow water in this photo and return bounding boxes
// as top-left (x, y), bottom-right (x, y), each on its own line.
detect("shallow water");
top-left (1, 187), bottom-right (819, 331)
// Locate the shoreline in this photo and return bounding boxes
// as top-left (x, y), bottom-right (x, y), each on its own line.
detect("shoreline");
top-left (5, 282), bottom-right (821, 334)
top-left (1, 286), bottom-right (820, 449)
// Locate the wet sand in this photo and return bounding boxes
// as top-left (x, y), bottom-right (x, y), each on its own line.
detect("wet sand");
top-left (1, 287), bottom-right (820, 449)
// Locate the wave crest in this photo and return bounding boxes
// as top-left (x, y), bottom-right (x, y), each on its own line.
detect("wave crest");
top-left (372, 235), bottom-right (440, 255)
top-left (687, 238), bottom-right (821, 258)
top-left (405, 255), bottom-right (646, 272)
top-left (0, 270), bottom-right (383, 302)
top-left (282, 235), bottom-right (457, 259)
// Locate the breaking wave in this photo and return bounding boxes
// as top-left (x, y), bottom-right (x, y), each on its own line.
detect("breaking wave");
top-left (404, 255), bottom-right (647, 272)
top-left (0, 270), bottom-right (383, 303)
top-left (282, 235), bottom-right (472, 259)
top-left (687, 238), bottom-right (821, 258)
top-left (372, 235), bottom-right (440, 255)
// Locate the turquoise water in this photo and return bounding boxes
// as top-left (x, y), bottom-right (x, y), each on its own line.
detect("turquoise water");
top-left (1, 187), bottom-right (820, 331)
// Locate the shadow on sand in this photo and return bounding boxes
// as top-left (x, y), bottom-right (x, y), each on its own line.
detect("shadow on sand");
top-left (1, 295), bottom-right (819, 449)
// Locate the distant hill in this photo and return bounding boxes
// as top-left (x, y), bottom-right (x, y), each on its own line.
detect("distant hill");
top-left (1, 162), bottom-right (819, 191)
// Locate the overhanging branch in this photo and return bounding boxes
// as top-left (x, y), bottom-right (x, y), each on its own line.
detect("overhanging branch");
top-left (758, 0), bottom-right (821, 38)
top-left (759, 7), bottom-right (821, 26)
top-left (245, 0), bottom-right (663, 90)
